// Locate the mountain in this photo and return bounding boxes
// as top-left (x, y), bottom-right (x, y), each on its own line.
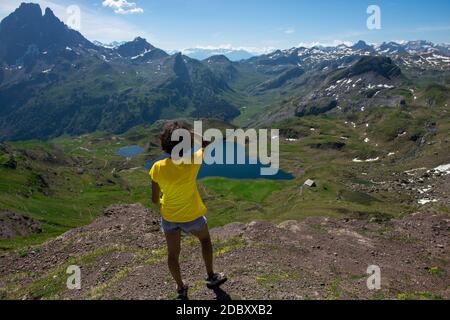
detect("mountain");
top-left (206, 39), bottom-right (448, 126)
top-left (0, 3), bottom-right (96, 65)
top-left (293, 56), bottom-right (404, 118)
top-left (333, 56), bottom-right (402, 80)
top-left (352, 40), bottom-right (375, 53)
top-left (403, 40), bottom-right (435, 54)
top-left (202, 55), bottom-right (239, 81)
top-left (0, 3), bottom-right (240, 141)
top-left (116, 37), bottom-right (155, 58)
top-left (182, 47), bottom-right (255, 61)
top-left (377, 41), bottom-right (408, 55)
top-left (247, 41), bottom-right (450, 72)
top-left (0, 2), bottom-right (449, 141)
top-left (114, 37), bottom-right (169, 62)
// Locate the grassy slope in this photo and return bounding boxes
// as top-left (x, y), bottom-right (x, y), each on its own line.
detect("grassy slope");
top-left (0, 91), bottom-right (449, 251)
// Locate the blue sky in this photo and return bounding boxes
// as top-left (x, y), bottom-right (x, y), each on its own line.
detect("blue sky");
top-left (1, 0), bottom-right (449, 53)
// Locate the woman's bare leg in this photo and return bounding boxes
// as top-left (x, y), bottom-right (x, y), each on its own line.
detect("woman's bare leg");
top-left (192, 225), bottom-right (214, 277)
top-left (164, 230), bottom-right (184, 289)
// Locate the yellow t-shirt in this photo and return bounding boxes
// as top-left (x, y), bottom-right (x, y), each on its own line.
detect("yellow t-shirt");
top-left (149, 149), bottom-right (207, 223)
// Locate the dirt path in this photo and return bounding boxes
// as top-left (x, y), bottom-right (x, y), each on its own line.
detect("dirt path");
top-left (0, 204), bottom-right (449, 300)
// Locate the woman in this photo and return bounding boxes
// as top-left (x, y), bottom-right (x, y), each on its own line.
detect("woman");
top-left (150, 121), bottom-right (227, 299)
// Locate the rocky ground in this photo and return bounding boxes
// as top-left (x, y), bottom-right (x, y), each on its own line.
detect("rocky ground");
top-left (0, 204), bottom-right (448, 300)
top-left (0, 212), bottom-right (42, 240)
top-left (349, 163), bottom-right (450, 207)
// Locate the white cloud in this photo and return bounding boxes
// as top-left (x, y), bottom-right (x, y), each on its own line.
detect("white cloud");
top-left (297, 40), bottom-right (354, 48)
top-left (0, 0), bottom-right (151, 43)
top-left (102, 0), bottom-right (143, 15)
top-left (284, 28), bottom-right (295, 35)
top-left (392, 40), bottom-right (408, 45)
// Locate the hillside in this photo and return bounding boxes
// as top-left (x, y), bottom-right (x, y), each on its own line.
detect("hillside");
top-left (0, 102), bottom-right (449, 251)
top-left (0, 204), bottom-right (448, 300)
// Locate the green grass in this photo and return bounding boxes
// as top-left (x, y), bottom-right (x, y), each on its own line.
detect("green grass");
top-left (396, 292), bottom-right (444, 300)
top-left (367, 107), bottom-right (427, 142)
top-left (428, 266), bottom-right (445, 277)
top-left (423, 83), bottom-right (449, 106)
top-left (326, 279), bottom-right (343, 300)
top-left (256, 273), bottom-right (293, 286)
top-left (201, 178), bottom-right (286, 203)
top-left (213, 236), bottom-right (247, 257)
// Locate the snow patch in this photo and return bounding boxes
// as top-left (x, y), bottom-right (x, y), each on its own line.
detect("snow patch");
top-left (352, 157), bottom-right (379, 163)
top-left (418, 199), bottom-right (437, 205)
top-left (431, 163), bottom-right (450, 175)
top-left (418, 186), bottom-right (432, 194)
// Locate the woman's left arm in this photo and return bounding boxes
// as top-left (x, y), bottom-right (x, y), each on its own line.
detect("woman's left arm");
top-left (151, 181), bottom-right (161, 205)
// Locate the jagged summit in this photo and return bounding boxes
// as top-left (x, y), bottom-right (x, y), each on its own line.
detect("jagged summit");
top-left (44, 6), bottom-right (56, 17)
top-left (0, 2), bottom-right (94, 64)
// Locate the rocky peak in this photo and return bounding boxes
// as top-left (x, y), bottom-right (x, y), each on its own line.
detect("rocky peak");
top-left (352, 40), bottom-right (374, 52)
top-left (116, 37), bottom-right (155, 58)
top-left (14, 2), bottom-right (42, 20)
top-left (0, 3), bottom-right (94, 64)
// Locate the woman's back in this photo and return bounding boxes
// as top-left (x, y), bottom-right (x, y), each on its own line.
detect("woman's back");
top-left (149, 149), bottom-right (206, 223)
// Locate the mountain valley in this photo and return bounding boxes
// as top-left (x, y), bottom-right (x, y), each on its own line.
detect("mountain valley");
top-left (0, 2), bottom-right (449, 300)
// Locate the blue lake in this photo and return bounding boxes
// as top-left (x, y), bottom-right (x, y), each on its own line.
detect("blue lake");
top-left (142, 141), bottom-right (294, 181)
top-left (117, 145), bottom-right (145, 158)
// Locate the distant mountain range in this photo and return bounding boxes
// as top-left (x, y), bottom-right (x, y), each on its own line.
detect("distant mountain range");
top-left (0, 3), bottom-right (449, 141)
top-left (94, 43), bottom-right (256, 62)
top-left (180, 48), bottom-right (256, 61)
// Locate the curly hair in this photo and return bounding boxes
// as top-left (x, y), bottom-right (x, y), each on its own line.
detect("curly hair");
top-left (160, 121), bottom-right (192, 155)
